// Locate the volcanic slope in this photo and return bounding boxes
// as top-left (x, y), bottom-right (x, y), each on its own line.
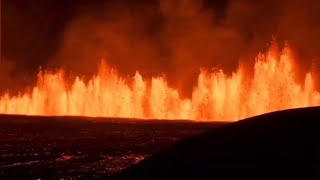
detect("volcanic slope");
top-left (114, 107), bottom-right (320, 180)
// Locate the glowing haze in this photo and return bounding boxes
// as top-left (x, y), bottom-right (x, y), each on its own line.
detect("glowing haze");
top-left (0, 43), bottom-right (319, 121)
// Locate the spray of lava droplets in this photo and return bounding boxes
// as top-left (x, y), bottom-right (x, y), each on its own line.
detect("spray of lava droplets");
top-left (0, 44), bottom-right (319, 121)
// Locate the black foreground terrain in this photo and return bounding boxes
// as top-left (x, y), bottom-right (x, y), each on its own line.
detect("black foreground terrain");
top-left (114, 107), bottom-right (320, 180)
top-left (0, 115), bottom-right (224, 179)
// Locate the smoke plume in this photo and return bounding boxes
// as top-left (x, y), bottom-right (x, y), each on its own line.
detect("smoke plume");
top-left (2, 0), bottom-right (320, 96)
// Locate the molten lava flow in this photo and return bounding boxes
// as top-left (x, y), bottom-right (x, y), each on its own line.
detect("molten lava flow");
top-left (0, 45), bottom-right (319, 121)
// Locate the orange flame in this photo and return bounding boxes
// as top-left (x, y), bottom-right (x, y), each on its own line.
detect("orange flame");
top-left (0, 45), bottom-right (319, 121)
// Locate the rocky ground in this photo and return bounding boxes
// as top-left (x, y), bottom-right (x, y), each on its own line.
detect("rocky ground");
top-left (0, 115), bottom-right (224, 179)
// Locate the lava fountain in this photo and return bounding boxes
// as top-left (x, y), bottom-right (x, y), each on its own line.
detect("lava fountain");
top-left (0, 44), bottom-right (319, 121)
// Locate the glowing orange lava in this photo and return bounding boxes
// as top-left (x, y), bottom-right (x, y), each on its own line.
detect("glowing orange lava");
top-left (0, 44), bottom-right (319, 121)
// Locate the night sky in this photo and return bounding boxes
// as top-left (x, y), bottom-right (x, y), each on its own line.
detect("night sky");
top-left (1, 0), bottom-right (320, 94)
top-left (2, 0), bottom-right (104, 71)
top-left (1, 0), bottom-right (227, 70)
top-left (1, 0), bottom-right (229, 92)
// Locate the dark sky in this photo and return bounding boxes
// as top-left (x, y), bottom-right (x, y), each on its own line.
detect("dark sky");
top-left (1, 0), bottom-right (228, 72)
top-left (1, 0), bottom-right (229, 93)
top-left (2, 0), bottom-right (91, 71)
top-left (1, 0), bottom-right (320, 95)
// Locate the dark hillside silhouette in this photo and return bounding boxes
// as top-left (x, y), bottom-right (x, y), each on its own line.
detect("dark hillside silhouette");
top-left (114, 107), bottom-right (320, 180)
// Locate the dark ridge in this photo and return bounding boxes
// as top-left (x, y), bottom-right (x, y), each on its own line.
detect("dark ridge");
top-left (113, 107), bottom-right (320, 180)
